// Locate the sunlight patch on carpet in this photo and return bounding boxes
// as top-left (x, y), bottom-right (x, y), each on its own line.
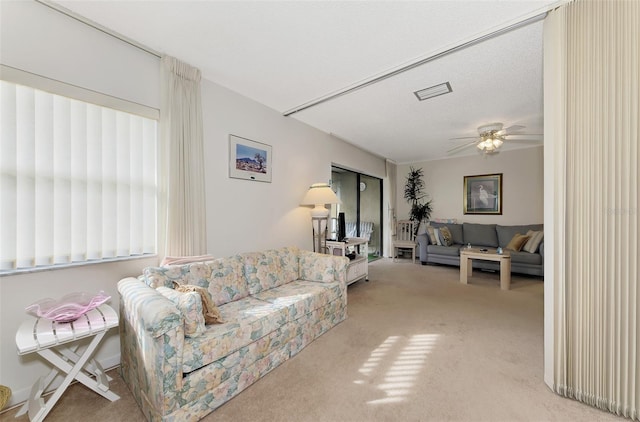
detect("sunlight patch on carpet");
top-left (355, 334), bottom-right (439, 405)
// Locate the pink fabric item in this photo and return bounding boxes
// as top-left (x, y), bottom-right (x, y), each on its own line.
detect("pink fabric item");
top-left (161, 255), bottom-right (216, 266)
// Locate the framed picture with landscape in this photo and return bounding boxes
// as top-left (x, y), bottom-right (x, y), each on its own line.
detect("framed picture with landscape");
top-left (463, 173), bottom-right (502, 215)
top-left (229, 135), bottom-right (272, 182)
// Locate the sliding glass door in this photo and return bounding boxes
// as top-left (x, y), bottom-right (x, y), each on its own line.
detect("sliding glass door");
top-left (330, 167), bottom-right (382, 260)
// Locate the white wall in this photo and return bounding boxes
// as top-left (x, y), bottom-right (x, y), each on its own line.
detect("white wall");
top-left (200, 81), bottom-right (385, 257)
top-left (396, 146), bottom-right (544, 226)
top-left (0, 0), bottom-right (386, 408)
top-left (0, 0), bottom-right (160, 109)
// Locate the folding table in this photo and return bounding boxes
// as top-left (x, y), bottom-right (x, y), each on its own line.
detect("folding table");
top-left (15, 305), bottom-right (120, 422)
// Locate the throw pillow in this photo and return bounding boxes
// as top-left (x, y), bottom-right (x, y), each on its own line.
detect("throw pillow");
top-left (505, 233), bottom-right (531, 252)
top-left (156, 286), bottom-right (206, 337)
top-left (433, 228), bottom-right (443, 245)
top-left (425, 226), bottom-right (439, 244)
top-left (523, 230), bottom-right (544, 253)
top-left (440, 226), bottom-right (453, 247)
top-left (173, 281), bottom-right (224, 324)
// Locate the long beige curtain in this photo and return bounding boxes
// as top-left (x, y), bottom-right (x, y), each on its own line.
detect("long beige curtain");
top-left (385, 159), bottom-right (397, 257)
top-left (159, 55), bottom-right (207, 257)
top-left (545, 0), bottom-right (639, 419)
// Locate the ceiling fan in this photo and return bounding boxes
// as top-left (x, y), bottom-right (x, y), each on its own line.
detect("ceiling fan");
top-left (447, 123), bottom-right (541, 156)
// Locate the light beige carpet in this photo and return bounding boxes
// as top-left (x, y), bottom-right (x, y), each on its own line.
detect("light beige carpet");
top-left (1, 259), bottom-right (622, 422)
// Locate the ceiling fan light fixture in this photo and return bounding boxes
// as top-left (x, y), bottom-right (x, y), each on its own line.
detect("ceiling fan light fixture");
top-left (414, 82), bottom-right (452, 101)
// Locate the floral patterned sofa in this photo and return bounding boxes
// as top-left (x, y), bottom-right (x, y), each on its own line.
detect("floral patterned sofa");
top-left (118, 246), bottom-right (348, 421)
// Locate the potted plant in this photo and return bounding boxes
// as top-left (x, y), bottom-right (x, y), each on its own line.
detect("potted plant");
top-left (404, 166), bottom-right (433, 236)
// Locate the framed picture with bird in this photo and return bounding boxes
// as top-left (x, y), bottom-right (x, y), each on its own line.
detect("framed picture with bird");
top-left (463, 173), bottom-right (502, 215)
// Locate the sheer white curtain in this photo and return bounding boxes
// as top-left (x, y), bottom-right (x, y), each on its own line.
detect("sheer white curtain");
top-left (159, 56), bottom-right (207, 257)
top-left (545, 1), bottom-right (639, 419)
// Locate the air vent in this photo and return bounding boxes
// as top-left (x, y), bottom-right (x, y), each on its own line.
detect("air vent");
top-left (414, 82), bottom-right (452, 101)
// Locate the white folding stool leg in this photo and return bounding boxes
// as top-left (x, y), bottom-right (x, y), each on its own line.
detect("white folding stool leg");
top-left (27, 331), bottom-right (116, 422)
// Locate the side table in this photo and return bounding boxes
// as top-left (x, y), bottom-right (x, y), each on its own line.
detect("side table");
top-left (15, 304), bottom-right (120, 422)
top-left (326, 237), bottom-right (369, 285)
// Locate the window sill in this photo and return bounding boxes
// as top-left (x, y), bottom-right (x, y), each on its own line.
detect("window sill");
top-left (0, 254), bottom-right (158, 277)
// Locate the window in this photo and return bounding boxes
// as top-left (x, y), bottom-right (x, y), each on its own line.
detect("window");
top-left (0, 76), bottom-right (157, 272)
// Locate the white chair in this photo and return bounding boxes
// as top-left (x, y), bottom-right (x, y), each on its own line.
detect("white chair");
top-left (392, 220), bottom-right (417, 263)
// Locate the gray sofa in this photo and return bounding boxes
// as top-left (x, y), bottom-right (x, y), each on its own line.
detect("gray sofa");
top-left (416, 222), bottom-right (544, 276)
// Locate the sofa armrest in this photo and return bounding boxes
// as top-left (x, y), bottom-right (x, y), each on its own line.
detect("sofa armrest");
top-left (298, 250), bottom-right (349, 285)
top-left (416, 233), bottom-right (429, 262)
top-left (539, 242), bottom-right (544, 261)
top-left (118, 277), bottom-right (185, 416)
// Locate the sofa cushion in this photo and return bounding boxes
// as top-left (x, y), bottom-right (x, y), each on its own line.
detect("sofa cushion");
top-left (242, 247), bottom-right (300, 295)
top-left (253, 280), bottom-right (342, 322)
top-left (509, 250), bottom-right (543, 265)
top-left (496, 224), bottom-right (543, 248)
top-left (431, 223), bottom-right (463, 245)
top-left (203, 256), bottom-right (249, 306)
top-left (174, 282), bottom-right (224, 325)
top-left (143, 265), bottom-right (189, 288)
top-left (523, 230), bottom-right (544, 253)
top-left (181, 296), bottom-right (289, 372)
top-left (166, 256), bottom-right (249, 307)
top-left (506, 233), bottom-right (530, 251)
top-left (142, 257), bottom-right (251, 308)
top-left (425, 226), bottom-right (439, 244)
top-left (426, 244), bottom-right (461, 257)
top-left (156, 286), bottom-right (206, 337)
top-left (463, 223), bottom-right (498, 247)
top-left (439, 226), bottom-right (453, 246)
top-left (434, 228), bottom-right (444, 245)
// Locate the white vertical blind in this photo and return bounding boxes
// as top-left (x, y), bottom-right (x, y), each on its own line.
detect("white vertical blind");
top-left (0, 80), bottom-right (157, 271)
top-left (545, 0), bottom-right (639, 419)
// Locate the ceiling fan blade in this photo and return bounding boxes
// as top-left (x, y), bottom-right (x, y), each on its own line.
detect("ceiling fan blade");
top-left (448, 136), bottom-right (478, 141)
top-left (502, 125), bottom-right (525, 134)
top-left (505, 138), bottom-right (543, 143)
top-left (447, 140), bottom-right (477, 155)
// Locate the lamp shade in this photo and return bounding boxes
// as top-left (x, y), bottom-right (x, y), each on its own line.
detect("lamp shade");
top-left (301, 183), bottom-right (341, 219)
top-left (300, 183), bottom-right (341, 207)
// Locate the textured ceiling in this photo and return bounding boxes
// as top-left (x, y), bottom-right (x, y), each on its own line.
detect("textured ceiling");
top-left (56, 0), bottom-right (563, 163)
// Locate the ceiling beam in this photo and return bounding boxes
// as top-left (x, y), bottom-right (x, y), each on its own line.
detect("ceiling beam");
top-left (283, 1), bottom-right (568, 117)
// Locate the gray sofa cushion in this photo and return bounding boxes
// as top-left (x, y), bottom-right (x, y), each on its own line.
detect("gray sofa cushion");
top-left (463, 223), bottom-right (498, 247)
top-left (496, 224), bottom-right (544, 248)
top-left (426, 244), bottom-right (461, 257)
top-left (431, 222), bottom-right (463, 245)
top-left (509, 250), bottom-right (543, 265)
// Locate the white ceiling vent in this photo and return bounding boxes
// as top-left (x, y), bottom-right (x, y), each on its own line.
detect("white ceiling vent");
top-left (414, 82), bottom-right (452, 101)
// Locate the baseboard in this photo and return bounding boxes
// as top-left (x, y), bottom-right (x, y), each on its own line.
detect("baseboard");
top-left (2, 353), bottom-right (121, 412)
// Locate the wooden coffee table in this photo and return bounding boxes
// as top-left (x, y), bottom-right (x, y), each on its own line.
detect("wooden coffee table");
top-left (460, 247), bottom-right (512, 290)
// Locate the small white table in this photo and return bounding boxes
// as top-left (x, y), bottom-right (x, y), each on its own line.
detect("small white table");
top-left (15, 304), bottom-right (120, 422)
top-left (460, 248), bottom-right (512, 290)
top-left (326, 237), bottom-right (369, 285)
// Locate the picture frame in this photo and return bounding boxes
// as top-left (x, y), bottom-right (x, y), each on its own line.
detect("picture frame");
top-left (229, 135), bottom-right (272, 183)
top-left (463, 173), bottom-right (502, 214)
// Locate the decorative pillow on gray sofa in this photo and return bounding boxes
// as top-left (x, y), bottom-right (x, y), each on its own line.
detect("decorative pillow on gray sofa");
top-left (431, 222), bottom-right (463, 245)
top-left (463, 223), bottom-right (498, 247)
top-left (496, 224), bottom-right (543, 248)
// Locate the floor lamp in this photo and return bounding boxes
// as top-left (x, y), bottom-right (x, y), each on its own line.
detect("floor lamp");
top-left (301, 183), bottom-right (341, 253)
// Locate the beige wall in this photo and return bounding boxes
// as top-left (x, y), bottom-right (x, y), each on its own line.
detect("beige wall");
top-left (396, 146), bottom-right (544, 226)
